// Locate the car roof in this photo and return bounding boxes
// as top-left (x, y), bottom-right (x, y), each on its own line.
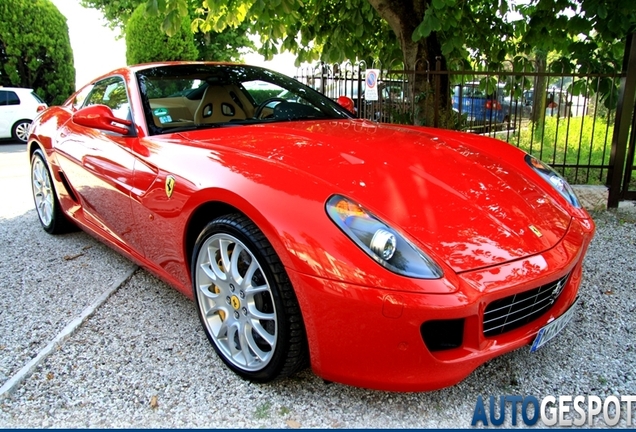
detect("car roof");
top-left (0, 87), bottom-right (35, 92)
top-left (101, 61), bottom-right (251, 77)
top-left (80, 61), bottom-right (265, 88)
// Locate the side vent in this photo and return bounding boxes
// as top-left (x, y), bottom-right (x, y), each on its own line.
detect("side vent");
top-left (57, 171), bottom-right (78, 203)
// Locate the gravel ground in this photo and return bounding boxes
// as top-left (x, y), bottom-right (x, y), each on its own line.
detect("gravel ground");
top-left (0, 207), bottom-right (634, 428)
top-left (0, 144), bottom-right (136, 385)
top-left (0, 212), bottom-right (134, 382)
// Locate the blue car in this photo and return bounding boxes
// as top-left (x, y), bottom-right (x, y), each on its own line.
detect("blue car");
top-left (452, 83), bottom-right (510, 129)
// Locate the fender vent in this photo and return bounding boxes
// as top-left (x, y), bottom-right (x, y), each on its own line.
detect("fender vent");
top-left (57, 171), bottom-right (78, 203)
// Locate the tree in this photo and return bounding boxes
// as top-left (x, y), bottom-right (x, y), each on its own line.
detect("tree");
top-left (0, 0), bottom-right (75, 105)
top-left (195, 22), bottom-right (254, 62)
top-left (516, 0), bottom-right (636, 113)
top-left (126, 4), bottom-right (198, 64)
top-left (81, 0), bottom-right (254, 62)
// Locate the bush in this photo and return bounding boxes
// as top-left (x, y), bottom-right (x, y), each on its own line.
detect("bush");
top-left (126, 4), bottom-right (198, 65)
top-left (0, 0), bottom-right (75, 105)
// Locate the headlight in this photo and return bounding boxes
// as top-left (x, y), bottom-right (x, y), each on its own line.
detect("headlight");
top-left (326, 195), bottom-right (442, 279)
top-left (525, 154), bottom-right (581, 208)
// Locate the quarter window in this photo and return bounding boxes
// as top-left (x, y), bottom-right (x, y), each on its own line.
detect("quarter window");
top-left (70, 85), bottom-right (93, 111)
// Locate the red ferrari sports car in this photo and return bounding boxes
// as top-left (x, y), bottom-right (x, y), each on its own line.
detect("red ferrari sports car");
top-left (28, 62), bottom-right (594, 391)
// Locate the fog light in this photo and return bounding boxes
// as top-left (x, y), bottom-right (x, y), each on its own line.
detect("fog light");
top-left (370, 229), bottom-right (396, 260)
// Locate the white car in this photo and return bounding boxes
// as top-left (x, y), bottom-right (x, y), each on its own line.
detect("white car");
top-left (0, 87), bottom-right (47, 143)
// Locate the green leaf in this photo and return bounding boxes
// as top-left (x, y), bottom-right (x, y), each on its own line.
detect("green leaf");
top-left (597, 4), bottom-right (608, 19)
top-left (570, 79), bottom-right (587, 96)
top-left (177, 0), bottom-right (188, 17)
top-left (412, 19), bottom-right (431, 41)
top-left (443, 41), bottom-right (457, 57)
top-left (161, 10), bottom-right (179, 36)
top-left (499, 0), bottom-right (508, 16)
top-left (146, 0), bottom-right (159, 15)
top-left (432, 0), bottom-right (445, 10)
top-left (429, 14), bottom-right (441, 32)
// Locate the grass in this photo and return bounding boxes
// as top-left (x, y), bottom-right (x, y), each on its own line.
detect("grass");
top-left (254, 401), bottom-right (272, 420)
top-left (501, 115), bottom-right (615, 185)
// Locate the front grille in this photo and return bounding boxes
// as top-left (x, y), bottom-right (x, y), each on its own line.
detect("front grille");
top-left (483, 273), bottom-right (570, 337)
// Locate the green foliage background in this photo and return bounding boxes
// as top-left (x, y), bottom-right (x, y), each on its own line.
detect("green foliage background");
top-left (126, 4), bottom-right (198, 64)
top-left (82, 0), bottom-right (253, 62)
top-left (0, 0), bottom-right (75, 105)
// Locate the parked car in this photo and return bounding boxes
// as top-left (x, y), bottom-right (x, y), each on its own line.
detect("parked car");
top-left (28, 62), bottom-right (594, 392)
top-left (452, 82), bottom-right (512, 130)
top-left (0, 87), bottom-right (47, 143)
top-left (325, 79), bottom-right (410, 121)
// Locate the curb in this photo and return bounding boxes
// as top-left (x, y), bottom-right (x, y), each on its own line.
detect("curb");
top-left (0, 265), bottom-right (138, 398)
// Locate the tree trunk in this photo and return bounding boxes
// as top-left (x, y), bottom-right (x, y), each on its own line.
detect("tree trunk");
top-left (531, 51), bottom-right (547, 139)
top-left (367, 0), bottom-right (452, 127)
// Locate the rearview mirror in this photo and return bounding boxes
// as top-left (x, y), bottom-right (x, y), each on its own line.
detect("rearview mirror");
top-left (72, 104), bottom-right (132, 135)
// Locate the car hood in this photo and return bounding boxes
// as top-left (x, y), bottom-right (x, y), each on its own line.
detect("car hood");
top-left (180, 120), bottom-right (571, 273)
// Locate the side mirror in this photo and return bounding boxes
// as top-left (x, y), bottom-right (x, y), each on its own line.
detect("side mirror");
top-left (337, 96), bottom-right (355, 114)
top-left (72, 104), bottom-right (132, 135)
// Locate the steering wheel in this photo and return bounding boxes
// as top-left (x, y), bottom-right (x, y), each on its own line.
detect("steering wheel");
top-left (254, 97), bottom-right (286, 119)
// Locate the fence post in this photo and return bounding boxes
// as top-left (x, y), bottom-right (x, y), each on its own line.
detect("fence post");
top-left (320, 62), bottom-right (326, 95)
top-left (434, 57), bottom-right (441, 128)
top-left (607, 31), bottom-right (636, 208)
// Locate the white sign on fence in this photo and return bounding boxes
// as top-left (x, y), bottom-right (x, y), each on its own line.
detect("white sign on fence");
top-left (365, 69), bottom-right (379, 101)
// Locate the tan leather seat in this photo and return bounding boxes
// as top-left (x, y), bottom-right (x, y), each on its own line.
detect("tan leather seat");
top-left (194, 85), bottom-right (247, 125)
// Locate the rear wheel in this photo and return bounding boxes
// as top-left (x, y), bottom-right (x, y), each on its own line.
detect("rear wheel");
top-left (12, 120), bottom-right (31, 143)
top-left (30, 149), bottom-right (75, 234)
top-left (191, 214), bottom-right (307, 382)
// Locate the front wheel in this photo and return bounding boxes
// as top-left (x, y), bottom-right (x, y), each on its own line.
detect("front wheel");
top-left (191, 214), bottom-right (307, 382)
top-left (31, 149), bottom-right (75, 234)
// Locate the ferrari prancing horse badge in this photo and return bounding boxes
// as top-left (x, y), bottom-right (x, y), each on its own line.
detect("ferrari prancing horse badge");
top-left (165, 175), bottom-right (176, 198)
top-left (529, 225), bottom-right (542, 238)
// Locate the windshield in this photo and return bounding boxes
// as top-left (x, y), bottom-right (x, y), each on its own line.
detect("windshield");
top-left (136, 64), bottom-right (352, 135)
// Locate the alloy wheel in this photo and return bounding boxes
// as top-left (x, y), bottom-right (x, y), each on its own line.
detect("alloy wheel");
top-left (195, 233), bottom-right (278, 371)
top-left (31, 156), bottom-right (54, 227)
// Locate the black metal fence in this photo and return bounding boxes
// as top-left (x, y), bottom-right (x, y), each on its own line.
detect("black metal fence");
top-left (295, 35), bottom-right (636, 207)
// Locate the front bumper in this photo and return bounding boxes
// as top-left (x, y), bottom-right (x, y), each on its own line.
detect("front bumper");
top-left (287, 216), bottom-right (595, 392)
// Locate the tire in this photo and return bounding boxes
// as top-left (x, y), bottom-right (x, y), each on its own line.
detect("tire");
top-left (12, 120), bottom-right (31, 144)
top-left (191, 213), bottom-right (308, 382)
top-left (30, 149), bottom-right (75, 234)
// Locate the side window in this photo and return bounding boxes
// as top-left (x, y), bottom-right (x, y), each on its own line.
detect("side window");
top-left (0, 90), bottom-right (20, 106)
top-left (84, 77), bottom-right (131, 121)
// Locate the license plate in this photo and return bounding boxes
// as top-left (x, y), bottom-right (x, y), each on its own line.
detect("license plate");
top-left (530, 297), bottom-right (579, 352)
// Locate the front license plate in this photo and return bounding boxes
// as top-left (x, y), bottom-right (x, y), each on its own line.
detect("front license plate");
top-left (530, 297), bottom-right (579, 352)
